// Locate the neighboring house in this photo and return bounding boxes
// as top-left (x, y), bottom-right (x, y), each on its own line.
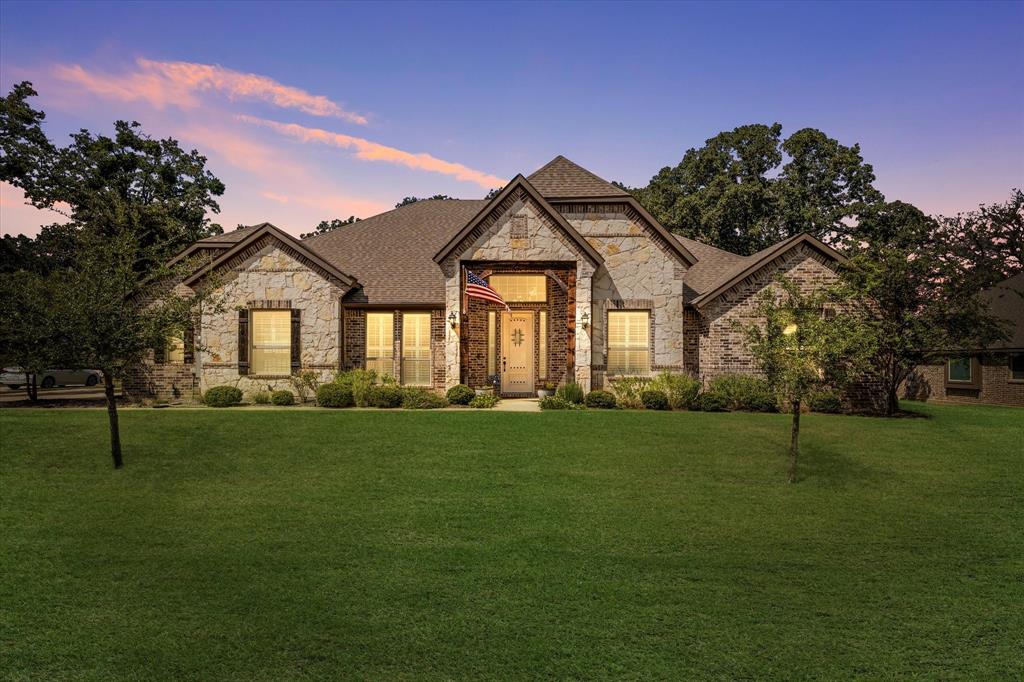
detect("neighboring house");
top-left (126, 156), bottom-right (848, 401)
top-left (905, 272), bottom-right (1024, 407)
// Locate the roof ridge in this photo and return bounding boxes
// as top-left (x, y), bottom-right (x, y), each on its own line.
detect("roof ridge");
top-left (526, 155), bottom-right (629, 198)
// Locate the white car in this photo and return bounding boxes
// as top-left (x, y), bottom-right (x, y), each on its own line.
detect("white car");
top-left (1, 367), bottom-right (102, 389)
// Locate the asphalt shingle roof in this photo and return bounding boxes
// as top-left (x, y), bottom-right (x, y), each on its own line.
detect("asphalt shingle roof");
top-left (527, 155), bottom-right (630, 199)
top-left (306, 199), bottom-right (488, 305)
top-left (197, 223), bottom-right (264, 244)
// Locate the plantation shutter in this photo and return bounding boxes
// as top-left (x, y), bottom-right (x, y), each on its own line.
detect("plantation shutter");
top-left (365, 312), bottom-right (394, 379)
top-left (184, 326), bottom-right (195, 365)
top-left (401, 312), bottom-right (431, 386)
top-left (238, 309), bottom-right (249, 375)
top-left (291, 309), bottom-right (301, 375)
top-left (607, 311), bottom-right (650, 375)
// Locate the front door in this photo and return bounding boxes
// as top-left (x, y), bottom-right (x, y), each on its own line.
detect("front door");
top-left (501, 311), bottom-right (534, 394)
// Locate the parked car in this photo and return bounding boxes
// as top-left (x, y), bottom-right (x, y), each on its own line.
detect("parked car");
top-left (1, 367), bottom-right (102, 389)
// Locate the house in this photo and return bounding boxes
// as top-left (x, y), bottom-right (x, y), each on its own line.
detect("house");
top-left (905, 272), bottom-right (1024, 407)
top-left (127, 156), bottom-right (849, 401)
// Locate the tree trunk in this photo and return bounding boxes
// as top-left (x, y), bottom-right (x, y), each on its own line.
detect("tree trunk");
top-left (788, 399), bottom-right (801, 483)
top-left (103, 370), bottom-right (123, 469)
top-left (24, 373), bottom-right (38, 402)
top-left (885, 381), bottom-right (899, 417)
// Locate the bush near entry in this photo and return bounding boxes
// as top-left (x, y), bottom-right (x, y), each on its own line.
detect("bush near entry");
top-left (446, 384), bottom-right (476, 405)
top-left (203, 386), bottom-right (243, 408)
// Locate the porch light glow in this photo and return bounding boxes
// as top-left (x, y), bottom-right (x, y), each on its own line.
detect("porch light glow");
top-left (447, 311), bottom-right (458, 329)
top-left (783, 323), bottom-right (798, 336)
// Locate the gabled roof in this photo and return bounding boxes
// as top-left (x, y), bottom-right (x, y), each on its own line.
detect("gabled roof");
top-left (167, 224), bottom-right (264, 266)
top-left (527, 155), bottom-right (630, 199)
top-left (432, 174), bottom-right (603, 266)
top-left (690, 233), bottom-right (847, 310)
top-left (980, 272), bottom-right (1024, 350)
top-left (307, 199), bottom-right (487, 305)
top-left (183, 222), bottom-right (357, 289)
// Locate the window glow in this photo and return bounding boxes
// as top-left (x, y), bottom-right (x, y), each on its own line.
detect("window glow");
top-left (607, 311), bottom-right (650, 375)
top-left (489, 274), bottom-right (546, 302)
top-left (402, 313), bottom-right (431, 386)
top-left (366, 312), bottom-right (394, 380)
top-left (251, 310), bottom-right (291, 374)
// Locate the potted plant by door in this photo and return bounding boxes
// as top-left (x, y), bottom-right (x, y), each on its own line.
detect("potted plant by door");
top-left (476, 374), bottom-right (499, 396)
top-left (537, 381), bottom-right (556, 399)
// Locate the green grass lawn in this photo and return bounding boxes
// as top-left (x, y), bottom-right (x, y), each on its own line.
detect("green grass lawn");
top-left (1, 404), bottom-right (1021, 680)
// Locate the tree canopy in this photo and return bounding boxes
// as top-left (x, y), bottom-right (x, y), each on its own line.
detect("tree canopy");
top-left (626, 123), bottom-right (883, 255)
top-left (395, 194), bottom-right (452, 208)
top-left (300, 216), bottom-right (360, 240)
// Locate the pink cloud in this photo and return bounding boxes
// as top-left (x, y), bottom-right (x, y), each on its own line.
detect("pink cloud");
top-left (237, 115), bottom-right (507, 189)
top-left (1, 182), bottom-right (74, 237)
top-left (262, 191), bottom-right (290, 204)
top-left (53, 58), bottom-right (368, 124)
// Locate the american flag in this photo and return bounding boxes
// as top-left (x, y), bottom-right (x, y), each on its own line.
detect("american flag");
top-left (465, 271), bottom-right (509, 309)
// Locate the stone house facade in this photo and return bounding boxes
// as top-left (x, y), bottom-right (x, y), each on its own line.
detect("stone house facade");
top-left (133, 156), bottom-right (856, 402)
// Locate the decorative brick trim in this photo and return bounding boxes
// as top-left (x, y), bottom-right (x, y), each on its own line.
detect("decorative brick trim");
top-left (247, 299), bottom-right (293, 309)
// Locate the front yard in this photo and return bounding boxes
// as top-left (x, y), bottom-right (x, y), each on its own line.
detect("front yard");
top-left (1, 404), bottom-right (1021, 679)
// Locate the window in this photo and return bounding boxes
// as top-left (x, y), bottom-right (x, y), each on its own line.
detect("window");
top-left (167, 335), bottom-right (185, 363)
top-left (366, 312), bottom-right (394, 379)
top-left (538, 311), bottom-right (547, 380)
top-left (251, 310), bottom-right (291, 375)
top-left (487, 311), bottom-right (497, 376)
top-left (607, 311), bottom-right (650, 375)
top-left (489, 274), bottom-right (546, 302)
top-left (1010, 353), bottom-right (1024, 382)
top-left (947, 357), bottom-right (972, 383)
top-left (402, 313), bottom-right (431, 386)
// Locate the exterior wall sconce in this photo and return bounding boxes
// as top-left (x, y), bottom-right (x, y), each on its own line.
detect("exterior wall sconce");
top-left (580, 311), bottom-right (590, 330)
top-left (447, 311), bottom-right (458, 329)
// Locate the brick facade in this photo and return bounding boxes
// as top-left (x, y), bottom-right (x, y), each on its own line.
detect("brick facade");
top-left (124, 354), bottom-right (198, 403)
top-left (460, 262), bottom-right (573, 392)
top-left (906, 354), bottom-right (1024, 407)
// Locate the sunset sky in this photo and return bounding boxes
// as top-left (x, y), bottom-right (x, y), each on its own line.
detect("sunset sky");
top-left (1, 0), bottom-right (1022, 238)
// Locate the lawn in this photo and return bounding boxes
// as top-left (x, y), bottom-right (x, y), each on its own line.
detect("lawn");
top-left (1, 404), bottom-right (1021, 680)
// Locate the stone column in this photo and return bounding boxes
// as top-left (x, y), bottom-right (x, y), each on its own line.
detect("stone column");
top-left (574, 262), bottom-right (593, 392)
top-left (443, 259), bottom-right (462, 389)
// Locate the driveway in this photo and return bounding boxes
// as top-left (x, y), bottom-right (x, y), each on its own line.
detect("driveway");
top-left (0, 385), bottom-right (110, 404)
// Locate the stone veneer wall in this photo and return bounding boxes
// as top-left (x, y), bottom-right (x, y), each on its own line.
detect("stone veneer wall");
top-left (340, 307), bottom-right (446, 390)
top-left (906, 356), bottom-right (1024, 407)
top-left (697, 243), bottom-right (841, 383)
top-left (442, 188), bottom-right (594, 390)
top-left (557, 203), bottom-right (687, 388)
top-left (198, 242), bottom-right (346, 396)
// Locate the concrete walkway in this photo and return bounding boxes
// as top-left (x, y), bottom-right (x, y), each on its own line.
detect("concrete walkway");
top-left (493, 398), bottom-right (541, 412)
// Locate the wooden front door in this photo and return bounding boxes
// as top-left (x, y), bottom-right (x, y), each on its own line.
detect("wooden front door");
top-left (501, 311), bottom-right (534, 394)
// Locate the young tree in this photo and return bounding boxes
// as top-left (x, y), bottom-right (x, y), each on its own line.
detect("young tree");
top-left (626, 123), bottom-right (882, 255)
top-left (741, 278), bottom-right (875, 483)
top-left (837, 201), bottom-right (1009, 416)
top-left (0, 81), bottom-right (226, 467)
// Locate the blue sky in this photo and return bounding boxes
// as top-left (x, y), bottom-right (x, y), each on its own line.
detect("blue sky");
top-left (2, 0), bottom-right (1022, 237)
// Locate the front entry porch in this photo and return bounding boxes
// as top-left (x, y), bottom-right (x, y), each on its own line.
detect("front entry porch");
top-left (457, 262), bottom-right (577, 397)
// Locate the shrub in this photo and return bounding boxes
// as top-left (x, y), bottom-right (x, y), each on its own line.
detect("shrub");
top-left (555, 382), bottom-right (585, 404)
top-left (290, 370), bottom-right (320, 403)
top-left (707, 374), bottom-right (776, 412)
top-left (251, 390), bottom-right (271, 405)
top-left (539, 396), bottom-right (577, 410)
top-left (203, 385), bottom-right (242, 408)
top-left (810, 390), bottom-right (843, 414)
top-left (584, 389), bottom-right (617, 409)
top-left (446, 384), bottom-right (475, 405)
top-left (641, 389), bottom-right (670, 410)
top-left (401, 387), bottom-right (447, 409)
top-left (468, 394), bottom-right (500, 409)
top-left (316, 383), bottom-right (353, 408)
top-left (335, 369), bottom-right (377, 407)
top-left (609, 377), bottom-right (648, 409)
top-left (694, 391), bottom-right (728, 412)
top-left (367, 385), bottom-right (403, 408)
top-left (649, 371), bottom-right (701, 410)
top-left (271, 390), bottom-right (295, 406)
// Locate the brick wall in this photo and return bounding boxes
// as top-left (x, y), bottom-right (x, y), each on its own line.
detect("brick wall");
top-left (461, 263), bottom-right (573, 392)
top-left (698, 243), bottom-right (841, 382)
top-left (906, 355), bottom-right (1024, 407)
top-left (341, 307), bottom-right (446, 391)
top-left (124, 354), bottom-right (198, 403)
